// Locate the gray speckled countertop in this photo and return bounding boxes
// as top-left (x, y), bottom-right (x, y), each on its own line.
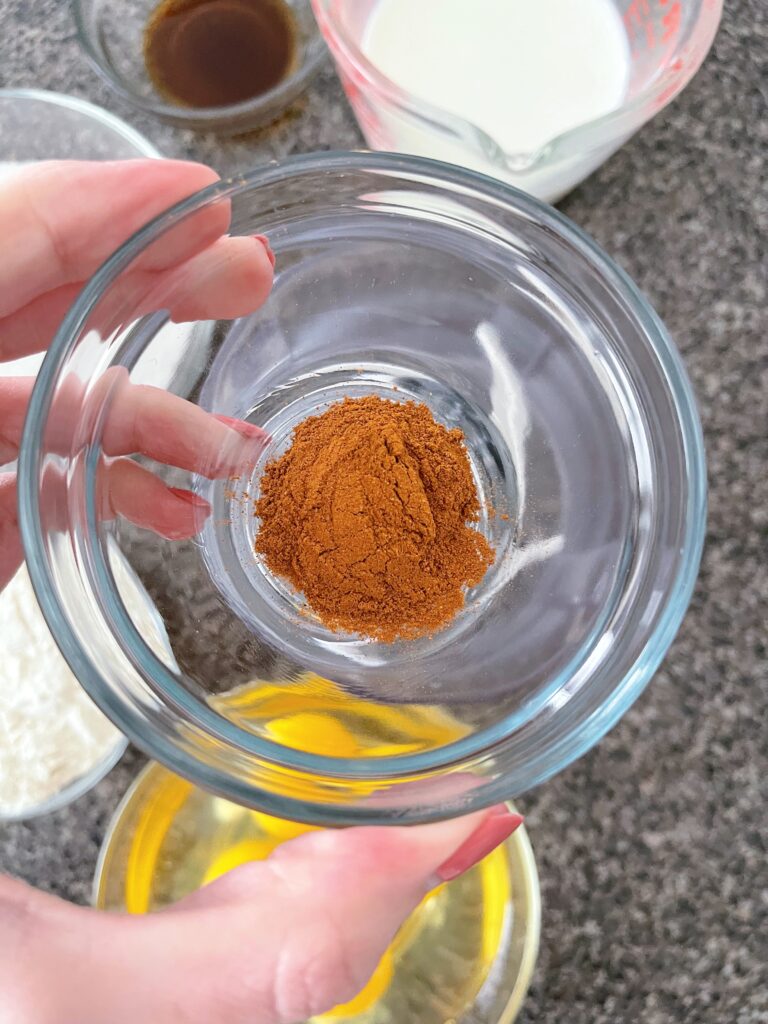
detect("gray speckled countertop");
top-left (1, 2), bottom-right (767, 1021)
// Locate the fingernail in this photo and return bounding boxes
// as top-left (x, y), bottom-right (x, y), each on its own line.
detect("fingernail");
top-left (434, 806), bottom-right (524, 883)
top-left (214, 414), bottom-right (267, 441)
top-left (254, 234), bottom-right (275, 269)
top-left (168, 486), bottom-right (210, 509)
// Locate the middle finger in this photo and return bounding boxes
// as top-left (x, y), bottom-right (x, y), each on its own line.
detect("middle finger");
top-left (0, 374), bottom-right (267, 477)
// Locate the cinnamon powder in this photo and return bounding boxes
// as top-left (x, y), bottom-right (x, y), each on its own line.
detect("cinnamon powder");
top-left (254, 396), bottom-right (494, 642)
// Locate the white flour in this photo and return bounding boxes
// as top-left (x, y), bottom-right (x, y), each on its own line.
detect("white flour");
top-left (0, 563), bottom-right (120, 816)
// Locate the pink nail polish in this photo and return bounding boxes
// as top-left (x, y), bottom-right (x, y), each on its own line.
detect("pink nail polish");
top-left (254, 234), bottom-right (275, 269)
top-left (435, 806), bottom-right (524, 883)
top-left (213, 414), bottom-right (266, 441)
top-left (168, 487), bottom-right (210, 509)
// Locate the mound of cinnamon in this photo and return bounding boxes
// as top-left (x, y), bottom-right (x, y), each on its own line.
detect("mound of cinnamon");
top-left (254, 396), bottom-right (494, 641)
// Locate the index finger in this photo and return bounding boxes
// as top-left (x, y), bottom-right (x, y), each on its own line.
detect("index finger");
top-left (0, 160), bottom-right (226, 321)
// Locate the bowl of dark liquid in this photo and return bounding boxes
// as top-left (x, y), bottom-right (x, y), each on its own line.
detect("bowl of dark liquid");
top-left (73, 0), bottom-right (325, 132)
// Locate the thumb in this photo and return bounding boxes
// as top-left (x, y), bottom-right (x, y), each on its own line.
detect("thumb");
top-left (107, 807), bottom-right (523, 1024)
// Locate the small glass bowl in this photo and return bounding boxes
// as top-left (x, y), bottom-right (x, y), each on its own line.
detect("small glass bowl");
top-left (94, 762), bottom-right (541, 1024)
top-left (19, 153), bottom-right (706, 825)
top-left (73, 0), bottom-right (326, 133)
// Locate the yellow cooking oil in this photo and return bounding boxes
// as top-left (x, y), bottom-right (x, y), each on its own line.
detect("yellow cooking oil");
top-left (98, 674), bottom-right (514, 1024)
top-left (213, 671), bottom-right (472, 758)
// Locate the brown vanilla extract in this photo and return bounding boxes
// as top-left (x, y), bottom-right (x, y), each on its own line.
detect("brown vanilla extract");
top-left (144, 0), bottom-right (297, 109)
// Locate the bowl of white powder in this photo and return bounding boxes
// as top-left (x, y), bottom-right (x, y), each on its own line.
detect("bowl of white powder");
top-left (311, 0), bottom-right (723, 203)
top-left (0, 563), bottom-right (127, 822)
top-left (0, 536), bottom-right (180, 821)
top-left (0, 90), bottom-right (161, 820)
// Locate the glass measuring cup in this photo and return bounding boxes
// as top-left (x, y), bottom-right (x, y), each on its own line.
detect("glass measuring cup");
top-left (19, 153), bottom-right (705, 825)
top-left (312, 0), bottom-right (723, 203)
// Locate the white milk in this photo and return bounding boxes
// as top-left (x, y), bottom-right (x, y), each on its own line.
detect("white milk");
top-left (361, 0), bottom-right (631, 201)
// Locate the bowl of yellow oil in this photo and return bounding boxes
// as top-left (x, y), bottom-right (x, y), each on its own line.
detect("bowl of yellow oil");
top-left (94, 759), bottom-right (540, 1024)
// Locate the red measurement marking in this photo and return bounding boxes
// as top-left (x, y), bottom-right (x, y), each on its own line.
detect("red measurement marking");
top-left (623, 0), bottom-right (642, 31)
top-left (343, 74), bottom-right (360, 103)
top-left (623, 0), bottom-right (652, 41)
top-left (662, 2), bottom-right (682, 43)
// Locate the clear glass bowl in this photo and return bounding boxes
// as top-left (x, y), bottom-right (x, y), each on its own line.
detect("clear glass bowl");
top-left (94, 763), bottom-right (540, 1024)
top-left (312, 0), bottom-right (723, 202)
top-left (19, 153), bottom-right (706, 825)
top-left (73, 0), bottom-right (326, 133)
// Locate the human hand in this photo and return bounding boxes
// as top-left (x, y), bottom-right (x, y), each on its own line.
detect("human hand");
top-left (0, 158), bottom-right (274, 590)
top-left (0, 160), bottom-right (523, 1024)
top-left (1, 806), bottom-right (522, 1024)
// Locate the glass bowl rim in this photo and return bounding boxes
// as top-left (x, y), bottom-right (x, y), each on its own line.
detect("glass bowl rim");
top-left (19, 151), bottom-right (707, 811)
top-left (71, 0), bottom-right (327, 125)
top-left (0, 87), bottom-right (162, 158)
